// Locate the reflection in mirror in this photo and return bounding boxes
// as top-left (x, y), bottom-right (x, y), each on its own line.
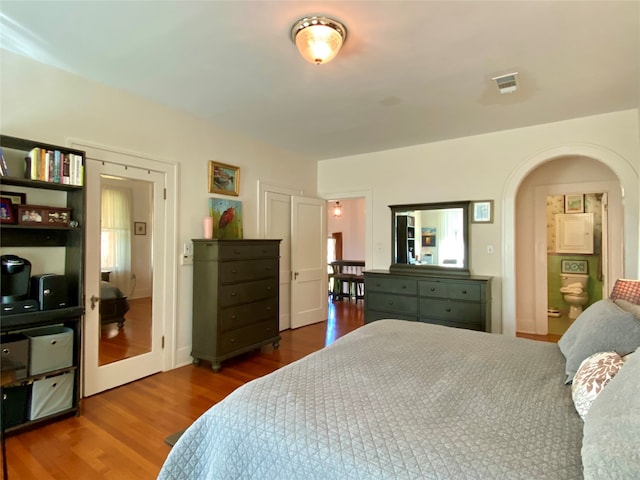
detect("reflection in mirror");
top-left (99, 175), bottom-right (153, 366)
top-left (390, 201), bottom-right (470, 276)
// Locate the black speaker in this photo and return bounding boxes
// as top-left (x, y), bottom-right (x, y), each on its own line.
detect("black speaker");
top-left (30, 274), bottom-right (68, 310)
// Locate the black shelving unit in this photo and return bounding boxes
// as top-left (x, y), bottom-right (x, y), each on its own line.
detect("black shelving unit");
top-left (1, 134), bottom-right (85, 434)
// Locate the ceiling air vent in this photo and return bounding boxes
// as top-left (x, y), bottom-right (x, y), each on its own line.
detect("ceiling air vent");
top-left (492, 72), bottom-right (518, 94)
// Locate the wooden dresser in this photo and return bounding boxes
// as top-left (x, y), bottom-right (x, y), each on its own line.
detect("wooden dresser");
top-left (191, 239), bottom-right (281, 371)
top-left (364, 270), bottom-right (492, 332)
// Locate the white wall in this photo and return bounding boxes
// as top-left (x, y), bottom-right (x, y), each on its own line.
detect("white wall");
top-left (318, 109), bottom-right (640, 334)
top-left (0, 50), bottom-right (318, 367)
top-left (327, 197), bottom-right (366, 261)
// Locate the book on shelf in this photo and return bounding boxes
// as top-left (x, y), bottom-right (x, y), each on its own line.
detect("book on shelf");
top-left (23, 147), bottom-right (83, 186)
top-left (0, 147), bottom-right (8, 176)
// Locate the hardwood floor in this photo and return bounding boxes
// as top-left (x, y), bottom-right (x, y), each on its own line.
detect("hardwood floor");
top-left (4, 299), bottom-right (364, 479)
top-left (99, 297), bottom-right (152, 365)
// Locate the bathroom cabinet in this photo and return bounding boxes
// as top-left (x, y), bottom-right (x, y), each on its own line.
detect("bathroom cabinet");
top-left (555, 213), bottom-right (594, 254)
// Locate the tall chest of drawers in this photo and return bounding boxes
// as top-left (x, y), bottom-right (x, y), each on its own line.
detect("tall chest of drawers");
top-left (364, 270), bottom-right (492, 332)
top-left (191, 239), bottom-right (281, 371)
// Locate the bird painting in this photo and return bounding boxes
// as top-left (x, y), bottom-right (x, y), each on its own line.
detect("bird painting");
top-left (209, 198), bottom-right (243, 239)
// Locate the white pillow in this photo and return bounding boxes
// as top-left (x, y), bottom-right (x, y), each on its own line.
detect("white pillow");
top-left (571, 351), bottom-right (624, 421)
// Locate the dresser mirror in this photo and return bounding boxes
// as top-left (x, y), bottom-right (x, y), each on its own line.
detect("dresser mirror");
top-left (389, 201), bottom-right (470, 276)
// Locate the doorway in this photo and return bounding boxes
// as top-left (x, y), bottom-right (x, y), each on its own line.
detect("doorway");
top-left (544, 191), bottom-right (607, 336)
top-left (512, 153), bottom-right (626, 337)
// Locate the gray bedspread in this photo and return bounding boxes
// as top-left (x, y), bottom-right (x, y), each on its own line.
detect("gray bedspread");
top-left (159, 320), bottom-right (583, 479)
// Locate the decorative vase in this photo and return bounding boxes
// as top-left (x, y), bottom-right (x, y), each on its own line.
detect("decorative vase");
top-left (203, 216), bottom-right (213, 239)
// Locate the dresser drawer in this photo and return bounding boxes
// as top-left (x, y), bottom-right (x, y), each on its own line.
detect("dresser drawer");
top-left (365, 275), bottom-right (417, 295)
top-left (419, 280), bottom-right (481, 301)
top-left (219, 278), bottom-right (278, 307)
top-left (365, 309), bottom-right (416, 323)
top-left (220, 259), bottom-right (278, 283)
top-left (219, 297), bottom-right (278, 331)
top-left (367, 292), bottom-right (417, 315)
top-left (219, 242), bottom-right (279, 260)
top-left (419, 298), bottom-right (482, 322)
top-left (418, 316), bottom-right (483, 331)
top-left (218, 319), bottom-right (278, 355)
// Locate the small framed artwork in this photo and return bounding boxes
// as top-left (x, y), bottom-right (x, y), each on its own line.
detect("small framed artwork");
top-left (471, 200), bottom-right (494, 224)
top-left (564, 194), bottom-right (584, 213)
top-left (17, 205), bottom-right (45, 225)
top-left (134, 222), bottom-right (147, 235)
top-left (0, 197), bottom-right (16, 224)
top-left (561, 259), bottom-right (588, 274)
top-left (209, 161), bottom-right (240, 196)
top-left (209, 198), bottom-right (243, 239)
top-left (0, 191), bottom-right (26, 206)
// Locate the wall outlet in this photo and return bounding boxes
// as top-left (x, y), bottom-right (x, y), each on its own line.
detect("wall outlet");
top-left (180, 254), bottom-right (193, 265)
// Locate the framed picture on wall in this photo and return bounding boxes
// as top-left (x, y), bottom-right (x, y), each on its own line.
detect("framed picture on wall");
top-left (471, 200), bottom-right (494, 223)
top-left (561, 259), bottom-right (588, 274)
top-left (134, 222), bottom-right (147, 235)
top-left (208, 161), bottom-right (240, 196)
top-left (564, 194), bottom-right (584, 213)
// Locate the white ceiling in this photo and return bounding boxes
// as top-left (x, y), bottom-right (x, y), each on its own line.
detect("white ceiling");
top-left (1, 1), bottom-right (639, 161)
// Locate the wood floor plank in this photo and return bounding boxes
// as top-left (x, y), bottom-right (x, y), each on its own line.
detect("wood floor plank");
top-left (4, 299), bottom-right (364, 479)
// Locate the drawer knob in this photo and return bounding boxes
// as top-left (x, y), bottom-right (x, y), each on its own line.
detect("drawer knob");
top-left (231, 315), bottom-right (237, 320)
top-left (231, 292), bottom-right (237, 296)
top-left (266, 306), bottom-right (271, 311)
top-left (388, 301), bottom-right (394, 305)
top-left (462, 290), bottom-right (467, 294)
top-left (446, 308), bottom-right (451, 312)
top-left (231, 269), bottom-right (237, 274)
top-left (2, 349), bottom-right (8, 355)
top-left (430, 287), bottom-right (435, 292)
top-left (376, 282), bottom-right (381, 287)
top-left (401, 284), bottom-right (406, 289)
top-left (51, 340), bottom-right (57, 345)
top-left (266, 286), bottom-right (272, 291)
top-left (234, 250), bottom-right (241, 254)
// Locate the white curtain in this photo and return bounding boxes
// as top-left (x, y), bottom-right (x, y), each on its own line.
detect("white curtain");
top-left (101, 186), bottom-right (132, 293)
top-left (439, 208), bottom-right (464, 266)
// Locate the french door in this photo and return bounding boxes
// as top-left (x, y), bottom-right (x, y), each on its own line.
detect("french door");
top-left (83, 158), bottom-right (166, 396)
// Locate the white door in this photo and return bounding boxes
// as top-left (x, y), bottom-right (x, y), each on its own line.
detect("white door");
top-left (264, 191), bottom-right (293, 331)
top-left (84, 159), bottom-right (165, 396)
top-left (291, 196), bottom-right (327, 329)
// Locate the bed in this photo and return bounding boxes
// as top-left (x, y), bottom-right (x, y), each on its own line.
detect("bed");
top-left (99, 280), bottom-right (130, 328)
top-left (159, 280), bottom-right (640, 480)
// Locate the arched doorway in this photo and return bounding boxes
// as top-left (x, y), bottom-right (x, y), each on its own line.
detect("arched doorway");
top-left (502, 145), bottom-right (638, 337)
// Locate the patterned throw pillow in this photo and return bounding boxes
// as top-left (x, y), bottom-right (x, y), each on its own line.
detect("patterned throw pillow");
top-left (571, 351), bottom-right (624, 421)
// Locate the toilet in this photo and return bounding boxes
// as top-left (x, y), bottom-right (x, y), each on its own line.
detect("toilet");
top-left (560, 273), bottom-right (589, 319)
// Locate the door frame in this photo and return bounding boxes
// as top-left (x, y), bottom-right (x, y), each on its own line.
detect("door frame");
top-left (71, 140), bottom-right (178, 378)
top-left (319, 189), bottom-right (374, 268)
top-left (533, 180), bottom-right (622, 335)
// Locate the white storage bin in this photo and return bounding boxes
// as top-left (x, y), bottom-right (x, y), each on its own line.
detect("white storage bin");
top-left (25, 326), bottom-right (73, 375)
top-left (29, 371), bottom-right (74, 420)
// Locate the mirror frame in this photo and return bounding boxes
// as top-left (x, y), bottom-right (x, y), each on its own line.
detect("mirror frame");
top-left (389, 201), bottom-right (471, 277)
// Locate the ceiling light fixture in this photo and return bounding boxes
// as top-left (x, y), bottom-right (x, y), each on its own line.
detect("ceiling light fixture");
top-left (333, 201), bottom-right (342, 218)
top-left (291, 16), bottom-right (347, 65)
